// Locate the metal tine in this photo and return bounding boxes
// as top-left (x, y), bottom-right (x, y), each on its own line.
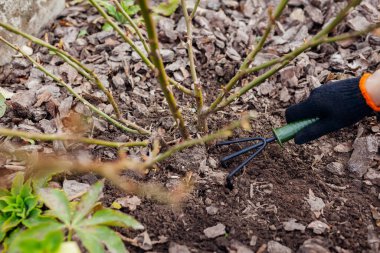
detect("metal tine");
top-left (216, 137), bottom-right (265, 146)
top-left (220, 137), bottom-right (266, 166)
top-left (226, 139), bottom-right (267, 189)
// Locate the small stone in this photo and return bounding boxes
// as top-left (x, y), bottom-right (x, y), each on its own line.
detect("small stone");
top-left (333, 143), bottom-right (353, 153)
top-left (169, 242), bottom-right (190, 253)
top-left (290, 8), bottom-right (305, 23)
top-left (226, 47), bottom-right (241, 61)
top-left (364, 168), bottom-right (380, 186)
top-left (348, 15), bottom-right (371, 31)
top-left (305, 6), bottom-right (324, 24)
top-left (298, 238), bottom-right (330, 253)
top-left (208, 157), bottom-right (218, 169)
top-left (283, 219), bottom-right (306, 232)
top-left (207, 0), bottom-right (221, 10)
top-left (326, 162), bottom-right (345, 176)
top-left (371, 125), bottom-right (380, 133)
top-left (63, 180), bottom-right (90, 200)
top-left (250, 236), bottom-right (258, 246)
top-left (230, 240), bottom-right (254, 253)
top-left (161, 49), bottom-right (175, 63)
top-left (348, 136), bottom-right (379, 177)
top-left (269, 225), bottom-right (277, 231)
top-left (306, 189), bottom-right (325, 218)
top-left (206, 206), bottom-right (218, 215)
top-left (307, 220), bottom-right (330, 235)
top-left (267, 241), bottom-right (292, 253)
top-left (204, 197), bottom-right (212, 205)
top-left (203, 223), bottom-right (226, 238)
top-left (280, 87), bottom-right (291, 102)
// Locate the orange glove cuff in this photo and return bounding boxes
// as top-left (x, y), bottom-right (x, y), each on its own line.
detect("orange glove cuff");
top-left (359, 73), bottom-right (380, 112)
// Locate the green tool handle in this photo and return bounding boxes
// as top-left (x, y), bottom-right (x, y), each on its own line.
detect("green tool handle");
top-left (272, 118), bottom-right (319, 146)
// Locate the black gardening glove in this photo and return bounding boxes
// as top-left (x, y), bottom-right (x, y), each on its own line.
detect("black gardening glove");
top-left (285, 75), bottom-right (375, 144)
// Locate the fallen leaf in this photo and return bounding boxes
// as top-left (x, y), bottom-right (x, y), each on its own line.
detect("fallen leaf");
top-left (114, 196), bottom-right (142, 211)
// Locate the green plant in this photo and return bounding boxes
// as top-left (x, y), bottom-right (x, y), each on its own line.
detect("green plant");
top-left (97, 0), bottom-right (140, 31)
top-left (8, 180), bottom-right (144, 253)
top-left (0, 173), bottom-right (47, 243)
top-left (98, 0), bottom-right (180, 31)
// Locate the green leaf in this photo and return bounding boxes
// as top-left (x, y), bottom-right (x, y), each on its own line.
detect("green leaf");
top-left (72, 180), bottom-right (104, 225)
top-left (76, 229), bottom-right (105, 253)
top-left (0, 92), bottom-right (6, 118)
top-left (1, 214), bottom-right (21, 234)
top-left (77, 29), bottom-right (88, 38)
top-left (102, 22), bottom-right (114, 31)
top-left (0, 188), bottom-right (10, 197)
top-left (121, 0), bottom-right (140, 16)
top-left (79, 209), bottom-right (144, 230)
top-left (11, 173), bottom-right (24, 196)
top-left (22, 209), bottom-right (56, 228)
top-left (38, 188), bottom-right (71, 225)
top-left (79, 226), bottom-right (127, 253)
top-left (8, 222), bottom-right (64, 253)
top-left (153, 0), bottom-right (180, 16)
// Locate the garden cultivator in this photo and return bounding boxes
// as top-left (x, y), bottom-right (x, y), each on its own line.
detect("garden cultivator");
top-left (217, 118), bottom-right (319, 189)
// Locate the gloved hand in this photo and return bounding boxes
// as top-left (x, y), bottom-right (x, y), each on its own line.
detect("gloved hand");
top-left (285, 74), bottom-right (376, 144)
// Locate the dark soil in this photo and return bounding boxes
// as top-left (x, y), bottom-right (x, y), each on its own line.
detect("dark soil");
top-left (1, 0), bottom-right (380, 252)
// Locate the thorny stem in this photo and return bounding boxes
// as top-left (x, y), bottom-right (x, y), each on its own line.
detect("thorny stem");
top-left (207, 0), bottom-right (288, 113)
top-left (0, 36), bottom-right (140, 134)
top-left (0, 128), bottom-right (148, 148)
top-left (145, 117), bottom-right (249, 166)
top-left (138, 0), bottom-right (189, 139)
top-left (181, 0), bottom-right (205, 131)
top-left (112, 0), bottom-right (150, 54)
top-left (0, 22), bottom-right (123, 120)
top-left (209, 0), bottom-right (366, 113)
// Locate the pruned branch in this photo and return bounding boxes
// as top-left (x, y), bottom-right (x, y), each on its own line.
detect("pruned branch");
top-left (111, 0), bottom-right (150, 54)
top-left (0, 36), bottom-right (141, 134)
top-left (207, 0), bottom-right (366, 114)
top-left (0, 128), bottom-right (148, 148)
top-left (181, 0), bottom-right (205, 131)
top-left (138, 0), bottom-right (189, 139)
top-left (215, 24), bottom-right (380, 112)
top-left (207, 0), bottom-right (288, 113)
top-left (0, 22), bottom-right (122, 119)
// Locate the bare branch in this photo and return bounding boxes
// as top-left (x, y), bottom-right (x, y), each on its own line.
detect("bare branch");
top-left (138, 0), bottom-right (189, 139)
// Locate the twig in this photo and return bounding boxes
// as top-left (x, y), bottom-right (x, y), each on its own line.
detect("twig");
top-left (0, 36), bottom-right (140, 134)
top-left (138, 0), bottom-right (189, 139)
top-left (209, 0), bottom-right (366, 113)
top-left (207, 0), bottom-right (288, 113)
top-left (169, 78), bottom-right (193, 95)
top-left (0, 128), bottom-right (148, 148)
top-left (111, 0), bottom-right (150, 54)
top-left (181, 0), bottom-right (204, 130)
top-left (190, 0), bottom-right (201, 20)
top-left (0, 22), bottom-right (122, 119)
